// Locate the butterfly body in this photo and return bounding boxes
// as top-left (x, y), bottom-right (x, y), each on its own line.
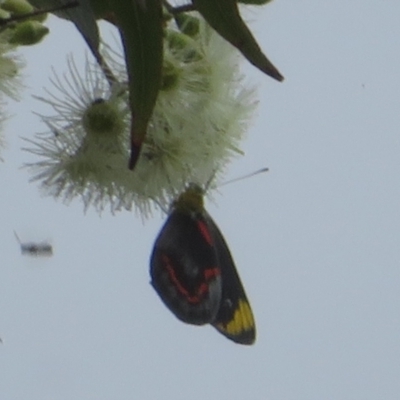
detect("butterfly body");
top-left (150, 184), bottom-right (256, 345)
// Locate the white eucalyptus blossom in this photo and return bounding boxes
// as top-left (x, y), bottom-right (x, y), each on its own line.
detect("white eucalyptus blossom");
top-left (25, 56), bottom-right (131, 211)
top-left (25, 17), bottom-right (257, 216)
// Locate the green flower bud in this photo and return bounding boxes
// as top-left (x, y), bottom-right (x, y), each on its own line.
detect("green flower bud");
top-left (0, 8), bottom-right (11, 20)
top-left (174, 13), bottom-right (200, 37)
top-left (82, 99), bottom-right (125, 138)
top-left (1, 0), bottom-right (34, 16)
top-left (9, 20), bottom-right (49, 45)
top-left (166, 30), bottom-right (203, 63)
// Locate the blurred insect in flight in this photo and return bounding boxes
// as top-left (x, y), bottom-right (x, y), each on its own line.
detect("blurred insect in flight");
top-left (14, 231), bottom-right (53, 257)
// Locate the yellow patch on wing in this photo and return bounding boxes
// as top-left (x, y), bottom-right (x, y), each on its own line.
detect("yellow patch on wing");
top-left (216, 299), bottom-right (256, 344)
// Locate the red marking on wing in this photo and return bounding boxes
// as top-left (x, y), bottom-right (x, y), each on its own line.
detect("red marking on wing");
top-left (196, 220), bottom-right (213, 246)
top-left (204, 268), bottom-right (219, 280)
top-left (161, 254), bottom-right (220, 304)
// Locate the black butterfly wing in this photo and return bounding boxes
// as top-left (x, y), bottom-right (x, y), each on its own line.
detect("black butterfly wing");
top-left (150, 211), bottom-right (222, 325)
top-left (205, 213), bottom-right (256, 345)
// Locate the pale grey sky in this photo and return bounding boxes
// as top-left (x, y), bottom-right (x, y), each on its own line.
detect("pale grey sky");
top-left (1, 1), bottom-right (400, 399)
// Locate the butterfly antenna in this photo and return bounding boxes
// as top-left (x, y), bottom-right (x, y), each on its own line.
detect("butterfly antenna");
top-left (13, 231), bottom-right (22, 245)
top-left (219, 167), bottom-right (269, 188)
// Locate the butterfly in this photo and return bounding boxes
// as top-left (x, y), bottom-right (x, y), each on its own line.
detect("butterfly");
top-left (150, 184), bottom-right (255, 345)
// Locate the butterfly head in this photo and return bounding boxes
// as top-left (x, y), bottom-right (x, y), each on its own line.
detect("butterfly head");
top-left (172, 183), bottom-right (205, 214)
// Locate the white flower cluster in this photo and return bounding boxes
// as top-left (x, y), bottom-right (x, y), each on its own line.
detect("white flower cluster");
top-left (26, 17), bottom-right (257, 215)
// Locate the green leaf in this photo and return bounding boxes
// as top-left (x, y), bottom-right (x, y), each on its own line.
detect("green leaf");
top-left (111, 0), bottom-right (164, 169)
top-left (192, 0), bottom-right (284, 81)
top-left (29, 0), bottom-right (100, 54)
